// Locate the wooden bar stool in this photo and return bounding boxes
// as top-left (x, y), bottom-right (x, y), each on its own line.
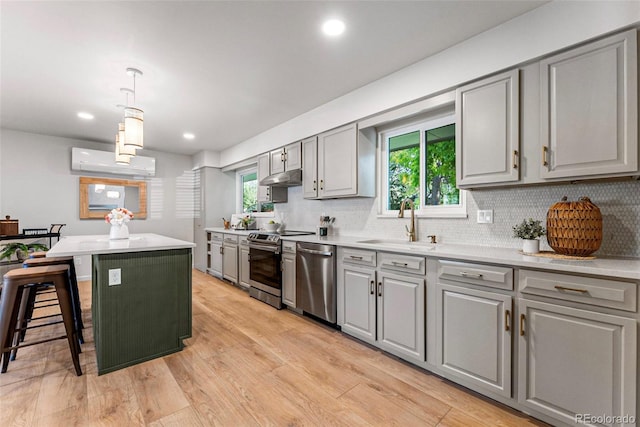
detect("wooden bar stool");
top-left (0, 265), bottom-right (82, 376)
top-left (23, 256), bottom-right (84, 343)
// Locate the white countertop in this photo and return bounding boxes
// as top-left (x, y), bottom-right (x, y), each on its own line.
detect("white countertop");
top-left (279, 234), bottom-right (640, 280)
top-left (47, 233), bottom-right (195, 257)
top-left (205, 227), bottom-right (252, 236)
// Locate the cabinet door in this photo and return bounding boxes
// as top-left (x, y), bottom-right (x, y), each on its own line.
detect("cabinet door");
top-left (317, 123), bottom-right (358, 198)
top-left (540, 29), bottom-right (637, 179)
top-left (302, 136), bottom-right (318, 199)
top-left (269, 148), bottom-right (285, 174)
top-left (282, 253), bottom-right (296, 307)
top-left (209, 242), bottom-right (223, 279)
top-left (518, 299), bottom-right (636, 425)
top-left (456, 69), bottom-right (520, 186)
top-left (285, 141), bottom-right (302, 170)
top-left (222, 244), bottom-right (238, 284)
top-left (257, 153), bottom-right (271, 202)
top-left (340, 265), bottom-right (376, 345)
top-left (377, 271), bottom-right (425, 362)
top-left (239, 245), bottom-right (250, 289)
top-left (436, 284), bottom-right (512, 398)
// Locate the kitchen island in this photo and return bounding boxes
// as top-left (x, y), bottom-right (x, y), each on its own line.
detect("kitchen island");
top-left (47, 233), bottom-right (195, 375)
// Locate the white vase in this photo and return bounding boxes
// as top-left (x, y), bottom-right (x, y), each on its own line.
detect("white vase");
top-left (109, 223), bottom-right (130, 240)
top-left (522, 239), bottom-right (540, 254)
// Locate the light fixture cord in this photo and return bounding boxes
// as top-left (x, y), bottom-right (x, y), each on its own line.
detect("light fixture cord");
top-left (132, 72), bottom-right (136, 105)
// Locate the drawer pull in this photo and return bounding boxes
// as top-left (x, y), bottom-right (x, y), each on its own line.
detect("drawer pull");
top-left (505, 310), bottom-right (510, 332)
top-left (378, 282), bottom-right (382, 297)
top-left (554, 285), bottom-right (588, 294)
top-left (512, 150), bottom-right (518, 169)
top-left (391, 261), bottom-right (409, 267)
top-left (350, 255), bottom-right (363, 260)
top-left (460, 271), bottom-right (483, 279)
top-left (370, 280), bottom-right (374, 295)
top-left (542, 146), bottom-right (549, 167)
top-left (520, 314), bottom-right (526, 336)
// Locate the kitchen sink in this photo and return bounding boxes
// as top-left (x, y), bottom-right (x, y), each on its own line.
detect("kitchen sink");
top-left (356, 239), bottom-right (436, 251)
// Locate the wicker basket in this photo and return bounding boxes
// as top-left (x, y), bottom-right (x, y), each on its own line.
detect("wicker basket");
top-left (546, 196), bottom-right (602, 256)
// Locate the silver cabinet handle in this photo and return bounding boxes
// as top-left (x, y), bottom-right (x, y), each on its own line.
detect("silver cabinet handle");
top-left (370, 280), bottom-right (374, 295)
top-left (349, 255), bottom-right (363, 260)
top-left (554, 285), bottom-right (588, 294)
top-left (460, 271), bottom-right (483, 279)
top-left (391, 261), bottom-right (408, 267)
top-left (377, 282), bottom-right (383, 297)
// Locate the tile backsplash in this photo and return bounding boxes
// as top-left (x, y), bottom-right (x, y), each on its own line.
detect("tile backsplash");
top-left (274, 180), bottom-right (640, 258)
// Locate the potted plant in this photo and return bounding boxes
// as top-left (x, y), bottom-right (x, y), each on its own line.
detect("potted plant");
top-left (0, 242), bottom-right (49, 261)
top-left (513, 218), bottom-right (546, 254)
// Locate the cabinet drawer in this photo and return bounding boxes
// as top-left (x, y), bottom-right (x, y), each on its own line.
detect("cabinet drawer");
top-left (438, 260), bottom-right (513, 291)
top-left (239, 237), bottom-right (248, 246)
top-left (282, 241), bottom-right (296, 253)
top-left (210, 232), bottom-right (223, 243)
top-left (223, 234), bottom-right (238, 245)
top-left (341, 247), bottom-right (376, 267)
top-left (519, 269), bottom-right (637, 312)
top-left (378, 252), bottom-right (425, 275)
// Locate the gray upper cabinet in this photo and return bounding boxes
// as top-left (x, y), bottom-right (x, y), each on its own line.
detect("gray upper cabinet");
top-left (306, 123), bottom-right (375, 199)
top-left (456, 69), bottom-right (520, 187)
top-left (302, 136), bottom-right (319, 199)
top-left (539, 29), bottom-right (638, 179)
top-left (269, 141), bottom-right (302, 174)
top-left (257, 152), bottom-right (271, 202)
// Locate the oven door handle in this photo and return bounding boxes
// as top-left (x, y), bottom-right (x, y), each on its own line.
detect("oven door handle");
top-left (248, 243), bottom-right (280, 253)
top-left (297, 247), bottom-right (333, 257)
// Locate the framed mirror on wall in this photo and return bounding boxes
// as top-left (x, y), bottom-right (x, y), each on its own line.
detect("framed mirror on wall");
top-left (79, 176), bottom-right (147, 219)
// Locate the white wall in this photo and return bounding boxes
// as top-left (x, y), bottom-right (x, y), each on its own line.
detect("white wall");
top-left (219, 1), bottom-right (640, 167)
top-left (0, 129), bottom-right (197, 278)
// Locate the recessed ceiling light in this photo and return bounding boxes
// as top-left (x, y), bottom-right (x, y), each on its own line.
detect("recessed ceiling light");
top-left (183, 133), bottom-right (195, 140)
top-left (77, 112), bottom-right (94, 120)
top-left (322, 19), bottom-right (345, 37)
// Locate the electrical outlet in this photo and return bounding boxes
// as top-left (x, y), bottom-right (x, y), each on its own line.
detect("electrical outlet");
top-left (108, 268), bottom-right (121, 286)
top-left (477, 209), bottom-right (494, 224)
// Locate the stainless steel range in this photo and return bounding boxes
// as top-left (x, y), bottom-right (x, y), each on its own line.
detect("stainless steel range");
top-left (247, 231), bottom-right (313, 309)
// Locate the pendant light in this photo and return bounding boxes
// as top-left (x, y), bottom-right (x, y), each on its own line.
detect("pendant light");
top-left (115, 132), bottom-right (131, 165)
top-left (124, 67), bottom-right (144, 149)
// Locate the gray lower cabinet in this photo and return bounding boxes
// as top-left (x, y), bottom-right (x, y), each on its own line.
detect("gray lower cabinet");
top-left (377, 270), bottom-right (425, 362)
top-left (338, 248), bottom-right (425, 364)
top-left (281, 241), bottom-right (296, 307)
top-left (436, 283), bottom-right (512, 398)
top-left (518, 299), bottom-right (637, 425)
top-left (239, 238), bottom-right (250, 289)
top-left (208, 232), bottom-right (223, 279)
top-left (340, 264), bottom-right (376, 343)
top-left (222, 237), bottom-right (238, 284)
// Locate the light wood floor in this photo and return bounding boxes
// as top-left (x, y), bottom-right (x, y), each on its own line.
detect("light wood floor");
top-left (1, 269), bottom-right (548, 426)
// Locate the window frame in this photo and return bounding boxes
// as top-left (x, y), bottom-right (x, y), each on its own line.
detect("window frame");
top-left (378, 113), bottom-right (467, 219)
top-left (235, 167), bottom-right (275, 218)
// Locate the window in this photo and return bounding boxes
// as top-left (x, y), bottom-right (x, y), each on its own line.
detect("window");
top-left (380, 113), bottom-right (466, 217)
top-left (237, 168), bottom-right (274, 215)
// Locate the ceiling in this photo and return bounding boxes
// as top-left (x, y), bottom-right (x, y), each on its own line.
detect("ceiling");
top-left (1, 1), bottom-right (546, 156)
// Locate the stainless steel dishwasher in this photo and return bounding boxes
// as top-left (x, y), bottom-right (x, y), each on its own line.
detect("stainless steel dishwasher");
top-left (296, 242), bottom-right (336, 324)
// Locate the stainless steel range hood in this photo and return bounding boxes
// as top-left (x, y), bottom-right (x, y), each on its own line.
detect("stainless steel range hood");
top-left (260, 169), bottom-right (302, 187)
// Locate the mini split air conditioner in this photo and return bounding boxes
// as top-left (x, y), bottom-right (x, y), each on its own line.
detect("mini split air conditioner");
top-left (71, 147), bottom-right (156, 177)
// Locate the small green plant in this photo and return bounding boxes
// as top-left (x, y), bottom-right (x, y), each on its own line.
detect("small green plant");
top-left (0, 242), bottom-right (49, 261)
top-left (512, 218), bottom-right (546, 240)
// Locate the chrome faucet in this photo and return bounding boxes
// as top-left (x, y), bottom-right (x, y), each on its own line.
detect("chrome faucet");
top-left (398, 198), bottom-right (416, 242)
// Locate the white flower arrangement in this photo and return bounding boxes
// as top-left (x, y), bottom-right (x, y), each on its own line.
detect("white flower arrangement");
top-left (105, 207), bottom-right (133, 225)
